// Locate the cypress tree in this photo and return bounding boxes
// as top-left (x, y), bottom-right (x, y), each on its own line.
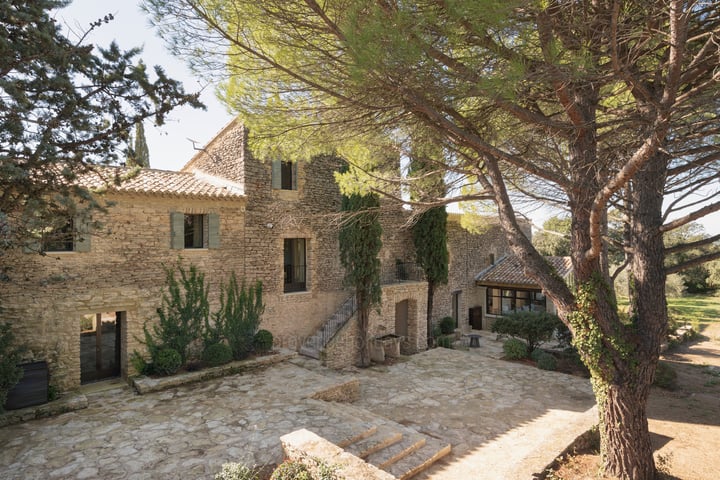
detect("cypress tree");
top-left (339, 192), bottom-right (382, 367)
top-left (127, 122), bottom-right (150, 168)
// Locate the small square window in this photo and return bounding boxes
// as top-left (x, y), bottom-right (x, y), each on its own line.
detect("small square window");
top-left (43, 219), bottom-right (75, 252)
top-left (184, 214), bottom-right (205, 249)
top-left (272, 160), bottom-right (297, 191)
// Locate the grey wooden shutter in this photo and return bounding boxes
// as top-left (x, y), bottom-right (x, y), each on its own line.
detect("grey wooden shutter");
top-left (208, 213), bottom-right (220, 249)
top-left (170, 212), bottom-right (185, 249)
top-left (271, 159), bottom-right (281, 189)
top-left (291, 161), bottom-right (298, 190)
top-left (74, 214), bottom-right (91, 252)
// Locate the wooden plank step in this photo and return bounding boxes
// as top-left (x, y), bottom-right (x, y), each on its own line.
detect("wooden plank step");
top-left (365, 432), bottom-right (426, 470)
top-left (345, 425), bottom-right (403, 459)
top-left (386, 437), bottom-right (452, 480)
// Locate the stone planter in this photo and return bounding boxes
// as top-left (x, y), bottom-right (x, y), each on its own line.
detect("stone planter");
top-left (374, 334), bottom-right (401, 359)
top-left (369, 341), bottom-right (385, 363)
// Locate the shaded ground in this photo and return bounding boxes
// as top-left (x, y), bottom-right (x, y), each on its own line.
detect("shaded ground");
top-left (549, 321), bottom-right (720, 480)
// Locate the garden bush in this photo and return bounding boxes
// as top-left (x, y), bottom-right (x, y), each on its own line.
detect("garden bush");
top-left (503, 338), bottom-right (528, 360)
top-left (535, 352), bottom-right (557, 371)
top-left (271, 461), bottom-right (311, 480)
top-left (253, 329), bottom-right (273, 352)
top-left (154, 348), bottom-right (182, 376)
top-left (0, 322), bottom-right (25, 412)
top-left (215, 463), bottom-right (258, 480)
top-left (491, 311), bottom-right (564, 353)
top-left (653, 361), bottom-right (678, 390)
top-left (437, 335), bottom-right (453, 349)
top-left (439, 316), bottom-right (455, 334)
top-left (202, 342), bottom-right (233, 367)
top-left (218, 275), bottom-right (265, 360)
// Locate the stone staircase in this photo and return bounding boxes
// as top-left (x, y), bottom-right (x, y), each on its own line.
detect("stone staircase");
top-left (338, 422), bottom-right (451, 479)
top-left (299, 295), bottom-right (356, 359)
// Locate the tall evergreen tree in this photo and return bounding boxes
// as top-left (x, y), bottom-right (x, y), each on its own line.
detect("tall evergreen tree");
top-left (127, 121), bottom-right (150, 168)
top-left (0, 0), bottom-right (201, 255)
top-left (339, 191), bottom-right (382, 368)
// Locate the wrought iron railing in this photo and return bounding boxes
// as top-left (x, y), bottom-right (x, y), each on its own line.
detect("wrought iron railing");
top-left (284, 264), bottom-right (306, 293)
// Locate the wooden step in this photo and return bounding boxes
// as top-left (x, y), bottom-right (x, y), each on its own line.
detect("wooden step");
top-left (386, 437), bottom-right (452, 480)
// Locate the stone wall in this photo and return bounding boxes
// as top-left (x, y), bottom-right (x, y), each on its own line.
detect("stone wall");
top-left (1, 193), bottom-right (247, 392)
top-left (324, 281), bottom-right (427, 369)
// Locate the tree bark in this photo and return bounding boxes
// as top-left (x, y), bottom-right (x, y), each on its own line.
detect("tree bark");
top-left (426, 281), bottom-right (435, 348)
top-left (357, 291), bottom-right (371, 368)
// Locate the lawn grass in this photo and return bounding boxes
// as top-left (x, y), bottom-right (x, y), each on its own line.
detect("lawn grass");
top-left (617, 291), bottom-right (719, 334)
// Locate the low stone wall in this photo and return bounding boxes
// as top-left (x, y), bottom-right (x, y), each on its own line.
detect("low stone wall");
top-left (309, 379), bottom-right (360, 403)
top-left (280, 429), bottom-right (396, 480)
top-left (0, 393), bottom-right (88, 428)
top-left (131, 349), bottom-right (296, 395)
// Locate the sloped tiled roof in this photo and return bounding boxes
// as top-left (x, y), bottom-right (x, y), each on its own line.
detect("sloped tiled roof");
top-left (78, 166), bottom-right (245, 199)
top-left (475, 255), bottom-right (572, 288)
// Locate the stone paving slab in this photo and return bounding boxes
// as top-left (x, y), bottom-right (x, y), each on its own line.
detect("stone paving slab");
top-left (0, 338), bottom-right (596, 480)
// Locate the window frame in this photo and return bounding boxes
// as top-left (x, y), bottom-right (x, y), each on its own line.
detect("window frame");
top-left (170, 212), bottom-right (220, 250)
top-left (283, 237), bottom-right (307, 293)
top-left (271, 159), bottom-right (298, 191)
top-left (486, 287), bottom-right (547, 315)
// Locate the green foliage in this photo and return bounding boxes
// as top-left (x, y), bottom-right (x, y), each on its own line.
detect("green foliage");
top-left (532, 216), bottom-right (571, 257)
top-left (535, 352), bottom-right (557, 371)
top-left (0, 323), bottom-right (25, 412)
top-left (215, 462), bottom-right (259, 480)
top-left (503, 338), bottom-right (528, 360)
top-left (412, 206), bottom-right (449, 285)
top-left (154, 348), bottom-right (182, 376)
top-left (439, 316), bottom-right (455, 335)
top-left (127, 121), bottom-right (150, 167)
top-left (491, 311), bottom-right (564, 353)
top-left (664, 223), bottom-right (717, 293)
top-left (0, 0), bottom-right (201, 256)
top-left (202, 342), bottom-right (233, 367)
top-left (437, 335), bottom-right (453, 349)
top-left (339, 190), bottom-right (382, 367)
top-left (145, 264), bottom-right (209, 365)
top-left (253, 329), bottom-right (274, 352)
top-left (653, 361), bottom-right (677, 390)
top-left (431, 324), bottom-right (442, 339)
top-left (270, 458), bottom-right (339, 480)
top-left (129, 350), bottom-right (152, 376)
top-left (217, 275), bottom-right (265, 360)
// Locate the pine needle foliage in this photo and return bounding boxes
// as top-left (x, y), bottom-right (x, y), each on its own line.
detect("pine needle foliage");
top-left (216, 273), bottom-right (264, 360)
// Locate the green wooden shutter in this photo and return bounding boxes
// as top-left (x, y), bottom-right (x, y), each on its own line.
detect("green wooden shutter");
top-left (170, 212), bottom-right (185, 249)
top-left (74, 215), bottom-right (91, 252)
top-left (271, 159), bottom-right (281, 189)
top-left (208, 213), bottom-right (220, 249)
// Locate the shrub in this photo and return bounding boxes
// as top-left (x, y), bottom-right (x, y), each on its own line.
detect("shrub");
top-left (431, 324), bottom-right (442, 339)
top-left (217, 275), bottom-right (265, 360)
top-left (143, 264), bottom-right (209, 366)
top-left (215, 463), bottom-right (259, 480)
top-left (154, 348), bottom-right (182, 376)
top-left (202, 342), bottom-right (233, 367)
top-left (437, 335), bottom-right (453, 349)
top-left (491, 311), bottom-right (564, 353)
top-left (0, 323), bottom-right (25, 412)
top-left (129, 350), bottom-right (152, 376)
top-left (535, 352), bottom-right (557, 371)
top-left (439, 316), bottom-right (455, 334)
top-left (271, 461), bottom-right (311, 480)
top-left (654, 361), bottom-right (678, 390)
top-left (253, 329), bottom-right (273, 352)
top-left (503, 338), bottom-right (528, 360)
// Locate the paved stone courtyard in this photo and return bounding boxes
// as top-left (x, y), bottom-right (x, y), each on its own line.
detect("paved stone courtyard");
top-left (0, 334), bottom-right (596, 479)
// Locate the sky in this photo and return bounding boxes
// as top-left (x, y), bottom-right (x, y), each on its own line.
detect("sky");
top-left (57, 0), bottom-right (234, 172)
top-left (55, 1), bottom-right (719, 236)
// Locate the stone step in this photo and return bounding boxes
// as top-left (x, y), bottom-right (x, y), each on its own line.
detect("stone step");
top-left (299, 346), bottom-right (321, 359)
top-left (336, 425), bottom-right (378, 449)
top-left (365, 431), bottom-right (426, 470)
top-left (385, 437), bottom-right (452, 480)
top-left (346, 425), bottom-right (403, 459)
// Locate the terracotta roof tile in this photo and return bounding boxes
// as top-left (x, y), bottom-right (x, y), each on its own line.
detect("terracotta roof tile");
top-left (475, 255), bottom-right (572, 287)
top-left (78, 166), bottom-right (245, 199)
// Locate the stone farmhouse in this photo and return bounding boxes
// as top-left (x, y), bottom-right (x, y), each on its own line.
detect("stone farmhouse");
top-left (2, 119), bottom-right (518, 394)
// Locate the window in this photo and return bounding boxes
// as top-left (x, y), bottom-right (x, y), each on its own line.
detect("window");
top-left (170, 212), bottom-right (220, 249)
top-left (486, 288), bottom-right (546, 315)
top-left (24, 216), bottom-right (91, 253)
top-left (284, 238), bottom-right (306, 292)
top-left (272, 160), bottom-right (297, 191)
